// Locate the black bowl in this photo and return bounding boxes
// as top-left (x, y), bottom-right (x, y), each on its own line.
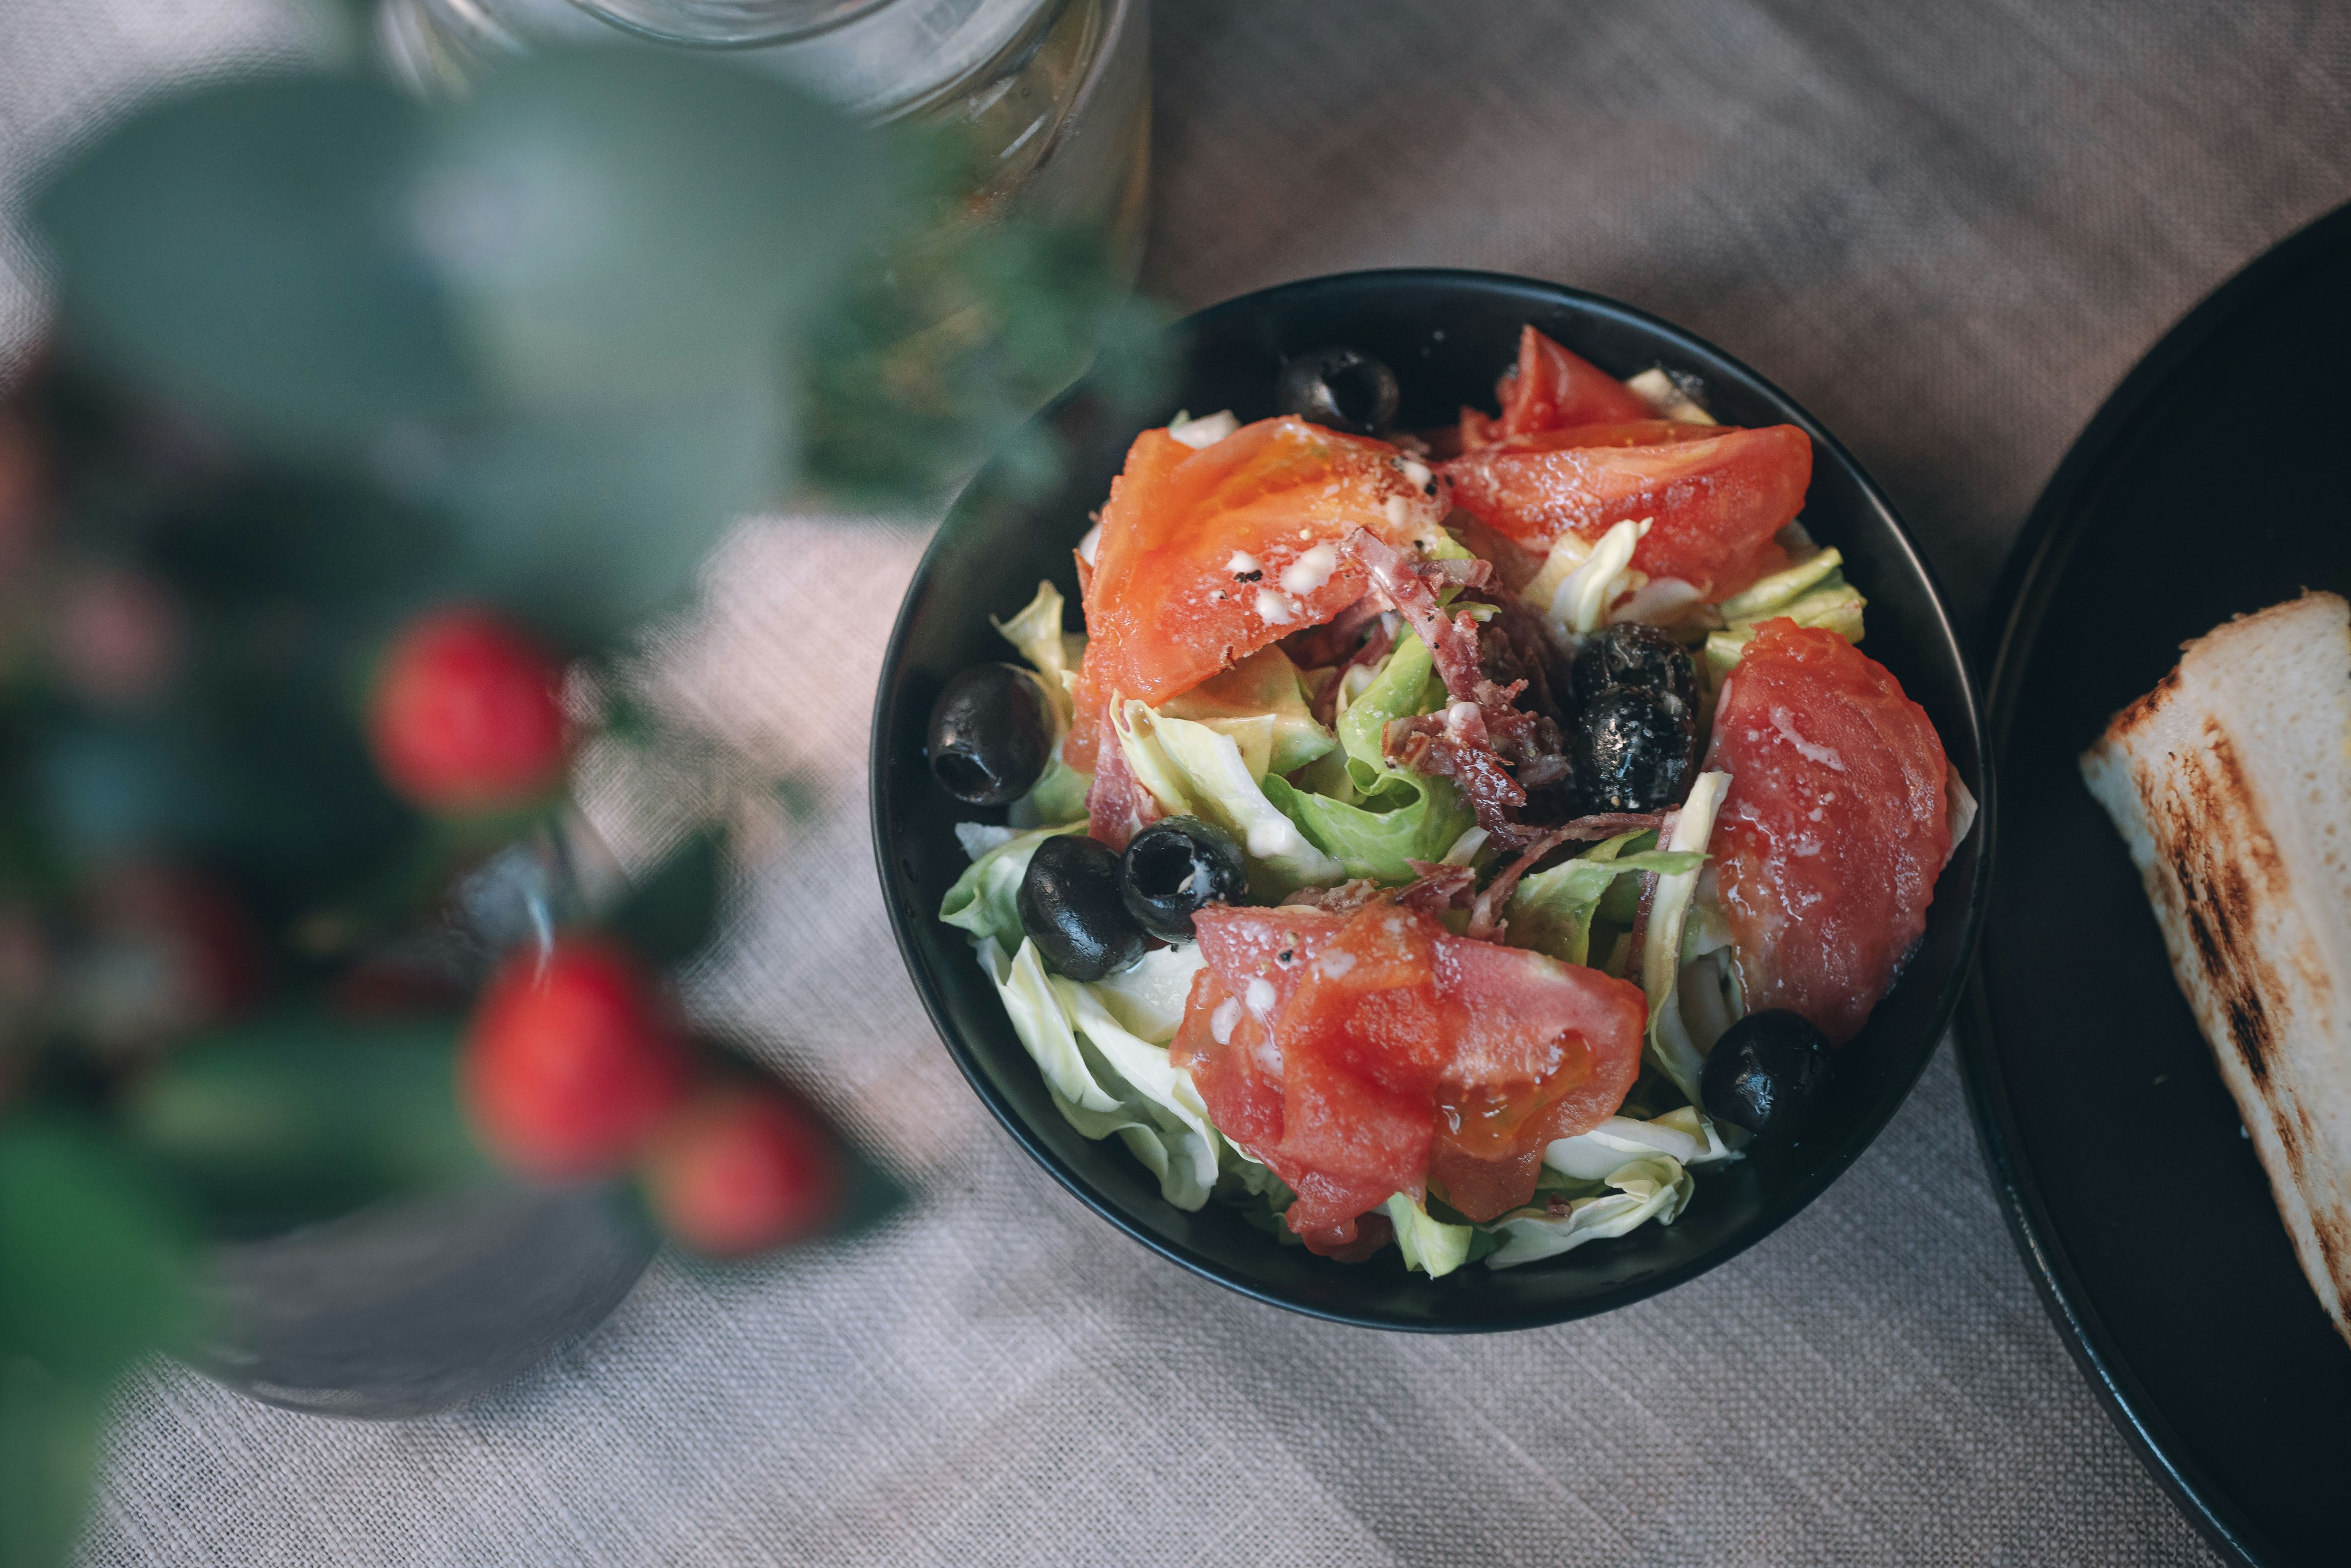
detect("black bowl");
top-left (871, 269), bottom-right (1990, 1330)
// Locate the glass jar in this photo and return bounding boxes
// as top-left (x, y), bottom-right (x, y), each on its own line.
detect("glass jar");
top-left (375, 0), bottom-right (1152, 282)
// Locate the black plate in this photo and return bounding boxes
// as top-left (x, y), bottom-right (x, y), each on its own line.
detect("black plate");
top-left (873, 269), bottom-right (1989, 1330)
top-left (1965, 204), bottom-right (2351, 1564)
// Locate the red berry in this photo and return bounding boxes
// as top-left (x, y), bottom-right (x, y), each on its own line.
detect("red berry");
top-left (643, 1086), bottom-right (844, 1256)
top-left (461, 937), bottom-right (688, 1179)
top-left (369, 606), bottom-right (567, 814)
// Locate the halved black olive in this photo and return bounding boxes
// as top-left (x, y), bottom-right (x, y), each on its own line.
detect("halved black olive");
top-left (1572, 622), bottom-right (1696, 711)
top-left (1570, 684), bottom-right (1696, 813)
top-left (1700, 1009), bottom-right (1832, 1135)
top-left (926, 663), bottom-right (1056, 806)
top-left (1276, 347), bottom-right (1400, 436)
top-left (1018, 834), bottom-right (1146, 980)
top-left (1119, 816), bottom-right (1247, 942)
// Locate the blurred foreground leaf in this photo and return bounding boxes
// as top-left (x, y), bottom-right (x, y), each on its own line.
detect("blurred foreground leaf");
top-left (122, 1016), bottom-right (486, 1235)
top-left (802, 212), bottom-right (1171, 503)
top-left (31, 78), bottom-right (462, 444)
top-left (0, 1117), bottom-right (197, 1568)
top-left (34, 52), bottom-right (886, 642)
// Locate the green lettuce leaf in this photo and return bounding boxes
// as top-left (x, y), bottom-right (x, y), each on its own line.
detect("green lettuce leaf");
top-left (1504, 831), bottom-right (1704, 967)
top-left (975, 937), bottom-right (1219, 1210)
top-left (1543, 1107), bottom-right (1735, 1180)
top-left (1383, 1193), bottom-right (1472, 1278)
top-left (1263, 772), bottom-right (1474, 884)
top-left (991, 580), bottom-right (1092, 822)
top-left (1704, 547), bottom-right (1867, 680)
top-left (1482, 1155), bottom-right (1695, 1269)
top-left (939, 823), bottom-right (1081, 948)
top-left (1013, 752), bottom-right (1092, 827)
top-left (1159, 645), bottom-right (1335, 776)
top-left (1643, 770), bottom-right (1730, 1104)
top-left (1334, 632), bottom-right (1445, 793)
top-left (991, 579), bottom-right (1084, 722)
top-left (1114, 702), bottom-right (1342, 898)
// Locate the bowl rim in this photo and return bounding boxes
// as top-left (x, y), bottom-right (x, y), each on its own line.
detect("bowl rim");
top-left (870, 266), bottom-right (1993, 1330)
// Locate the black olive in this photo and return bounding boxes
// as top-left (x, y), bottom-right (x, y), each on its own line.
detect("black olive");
top-left (1700, 1009), bottom-right (1832, 1135)
top-left (1276, 347), bottom-right (1400, 436)
top-left (1119, 816), bottom-right (1247, 942)
top-left (1570, 684), bottom-right (1696, 813)
top-left (1018, 834), bottom-right (1146, 980)
top-left (926, 663), bottom-right (1056, 806)
top-left (1572, 622), bottom-right (1696, 711)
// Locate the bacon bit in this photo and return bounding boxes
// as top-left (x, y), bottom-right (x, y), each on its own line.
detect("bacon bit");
top-left (1351, 529), bottom-right (1572, 842)
top-left (1387, 722), bottom-right (1532, 841)
top-left (1397, 863), bottom-right (1478, 913)
top-left (1464, 812), bottom-right (1668, 942)
top-left (1084, 715), bottom-right (1158, 851)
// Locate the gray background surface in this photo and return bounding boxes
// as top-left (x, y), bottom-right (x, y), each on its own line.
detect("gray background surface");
top-left (7, 1), bottom-right (2349, 1562)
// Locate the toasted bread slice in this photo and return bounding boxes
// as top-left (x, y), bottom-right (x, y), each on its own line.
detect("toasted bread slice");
top-left (2081, 590), bottom-right (2351, 1344)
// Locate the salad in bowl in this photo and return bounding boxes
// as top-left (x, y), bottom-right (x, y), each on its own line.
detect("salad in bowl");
top-left (905, 290), bottom-right (1977, 1289)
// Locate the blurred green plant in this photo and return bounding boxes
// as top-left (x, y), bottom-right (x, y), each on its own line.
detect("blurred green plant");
top-left (1, 28), bottom-right (1166, 1568)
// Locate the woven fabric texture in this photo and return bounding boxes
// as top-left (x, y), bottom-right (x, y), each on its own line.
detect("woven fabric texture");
top-left (7, 0), bottom-right (2350, 1562)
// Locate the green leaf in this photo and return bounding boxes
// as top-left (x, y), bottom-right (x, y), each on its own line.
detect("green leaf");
top-left (939, 823), bottom-right (1080, 950)
top-left (121, 1016), bottom-right (486, 1234)
top-left (421, 50), bottom-right (879, 415)
top-left (1504, 831), bottom-right (1700, 967)
top-left (1, 1361), bottom-right (109, 1568)
top-left (0, 1117), bottom-right (198, 1567)
top-left (1263, 772), bottom-right (1474, 884)
top-left (802, 201), bottom-right (1171, 503)
top-left (0, 1117), bottom-right (197, 1381)
top-left (610, 827), bottom-right (725, 968)
top-left (31, 76), bottom-right (465, 444)
top-left (1333, 632), bottom-right (1445, 795)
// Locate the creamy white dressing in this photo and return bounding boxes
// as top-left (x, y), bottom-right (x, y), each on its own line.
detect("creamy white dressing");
top-left (1279, 542), bottom-right (1340, 596)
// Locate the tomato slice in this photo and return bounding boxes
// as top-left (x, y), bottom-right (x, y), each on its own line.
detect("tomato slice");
top-left (1460, 326), bottom-right (1654, 451)
top-left (1176, 900), bottom-right (1646, 1236)
top-left (1068, 416), bottom-right (1446, 767)
top-left (1700, 620), bottom-right (1951, 1045)
top-left (1441, 422), bottom-right (1812, 602)
top-left (1425, 936), bottom-right (1647, 1221)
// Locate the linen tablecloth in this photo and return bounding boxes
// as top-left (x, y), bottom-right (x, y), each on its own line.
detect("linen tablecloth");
top-left (7, 2), bottom-right (2350, 1562)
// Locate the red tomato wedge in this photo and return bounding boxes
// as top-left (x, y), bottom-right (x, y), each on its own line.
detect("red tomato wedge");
top-left (1459, 326), bottom-right (1653, 451)
top-left (1701, 620), bottom-right (1951, 1045)
top-left (1173, 900), bottom-right (1647, 1239)
top-left (1067, 416), bottom-right (1447, 768)
top-left (1441, 422), bottom-right (1812, 602)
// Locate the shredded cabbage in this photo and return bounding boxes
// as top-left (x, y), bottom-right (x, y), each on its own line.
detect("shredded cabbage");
top-left (1504, 830), bottom-right (1703, 967)
top-left (976, 937), bottom-right (1222, 1210)
top-left (1643, 771), bottom-right (1730, 1104)
top-left (1264, 771), bottom-right (1475, 884)
top-left (940, 823), bottom-right (1082, 950)
top-left (1483, 1156), bottom-right (1695, 1269)
top-left (1113, 702), bottom-right (1343, 898)
top-left (1384, 1194), bottom-right (1472, 1278)
top-left (1704, 547), bottom-right (1867, 680)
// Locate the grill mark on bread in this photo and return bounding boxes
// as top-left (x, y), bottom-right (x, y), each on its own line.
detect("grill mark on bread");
top-left (2143, 726), bottom-right (2287, 1079)
top-left (2110, 665), bottom-right (2182, 738)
